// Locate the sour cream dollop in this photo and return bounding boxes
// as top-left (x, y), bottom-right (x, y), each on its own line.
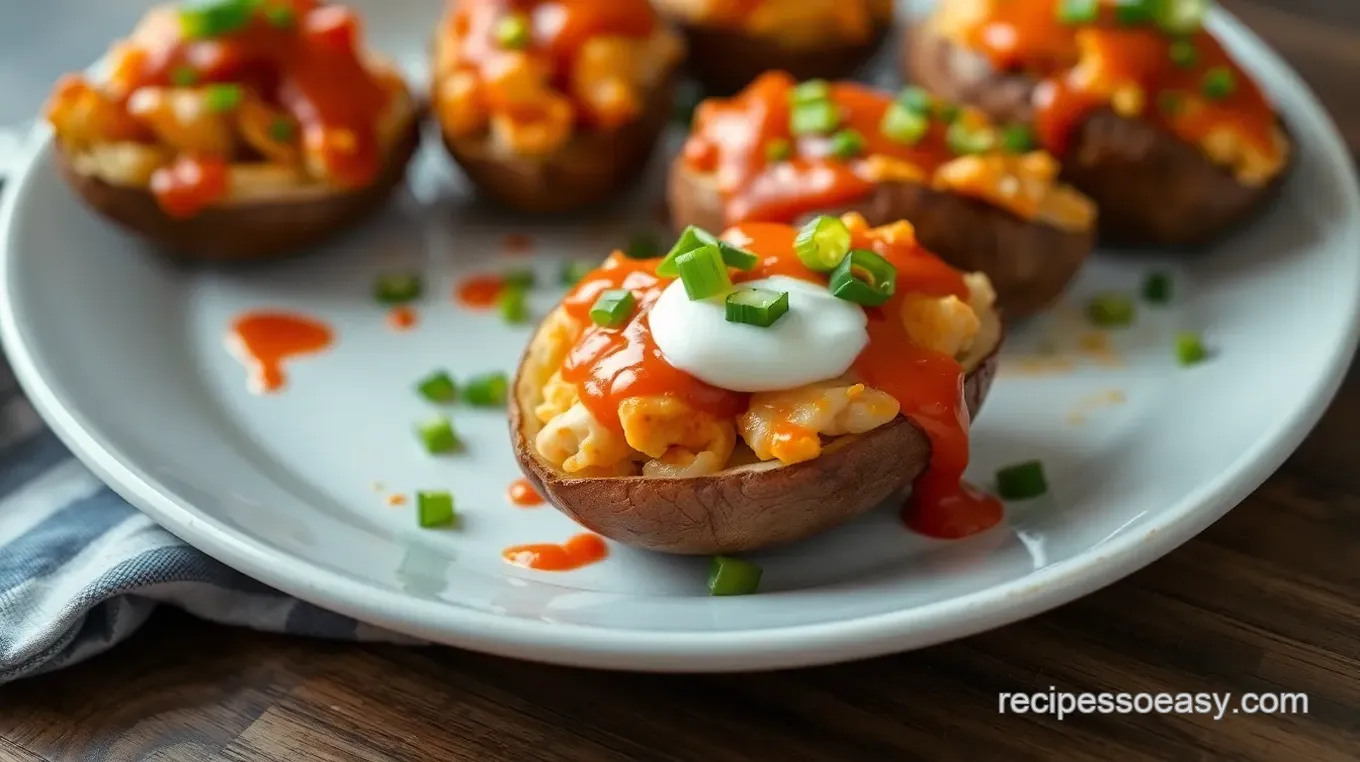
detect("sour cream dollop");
top-left (649, 275), bottom-right (869, 393)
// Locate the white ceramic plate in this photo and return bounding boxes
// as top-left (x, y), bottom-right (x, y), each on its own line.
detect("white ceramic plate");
top-left (2, 1), bottom-right (1358, 671)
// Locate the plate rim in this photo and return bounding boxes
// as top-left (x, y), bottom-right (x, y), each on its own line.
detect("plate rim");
top-left (3, 7), bottom-right (1359, 672)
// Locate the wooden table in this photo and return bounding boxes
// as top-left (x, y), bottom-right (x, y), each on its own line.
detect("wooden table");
top-left (3, 2), bottom-right (1358, 759)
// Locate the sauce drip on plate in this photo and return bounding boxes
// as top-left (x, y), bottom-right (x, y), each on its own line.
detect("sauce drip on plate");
top-left (228, 310), bottom-right (334, 393)
top-left (455, 274), bottom-right (508, 309)
top-left (502, 533), bottom-right (608, 571)
top-left (387, 305), bottom-right (418, 331)
top-left (507, 477), bottom-right (545, 507)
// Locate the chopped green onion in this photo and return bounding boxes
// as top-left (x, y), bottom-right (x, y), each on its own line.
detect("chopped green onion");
top-left (718, 242), bottom-right (758, 271)
top-left (1157, 90), bottom-right (1185, 116)
top-left (204, 83), bottom-right (244, 113)
top-left (830, 249), bottom-right (896, 307)
top-left (416, 370), bottom-right (458, 403)
top-left (504, 268), bottom-right (536, 289)
top-left (1114, 0), bottom-right (1157, 26)
top-left (1168, 39), bottom-right (1198, 68)
top-left (1142, 271), bottom-right (1172, 303)
top-left (263, 4), bottom-right (295, 29)
top-left (995, 460), bottom-right (1048, 500)
top-left (765, 138), bottom-right (792, 163)
top-left (417, 416), bottom-right (461, 454)
top-left (675, 245), bottom-right (731, 301)
top-left (589, 289), bottom-right (636, 327)
top-left (794, 215), bottom-right (851, 272)
top-left (896, 86), bottom-right (935, 115)
top-left (416, 491), bottom-right (457, 528)
top-left (1086, 293), bottom-right (1136, 327)
top-left (936, 102), bottom-right (962, 123)
top-left (1176, 331), bottom-right (1208, 366)
top-left (947, 121), bottom-right (997, 155)
top-left (1056, 0), bottom-right (1099, 25)
top-left (828, 129), bottom-right (865, 159)
top-left (495, 13), bottom-right (531, 49)
top-left (1202, 66), bottom-right (1236, 100)
top-left (268, 117), bottom-right (296, 142)
top-left (788, 79), bottom-right (831, 106)
top-left (657, 225), bottom-right (719, 277)
top-left (790, 100), bottom-right (841, 136)
top-left (708, 556), bottom-right (763, 596)
top-left (726, 288), bottom-right (789, 328)
top-left (373, 271), bottom-right (422, 304)
top-left (560, 259), bottom-right (594, 286)
top-left (463, 372), bottom-right (508, 407)
top-left (170, 65), bottom-right (199, 87)
top-left (881, 102), bottom-right (930, 145)
top-left (1156, 0), bottom-right (1208, 35)
top-left (1000, 123), bottom-right (1035, 153)
top-left (179, 0), bottom-right (261, 40)
top-left (498, 285), bottom-right (529, 324)
top-left (625, 232), bottom-right (660, 260)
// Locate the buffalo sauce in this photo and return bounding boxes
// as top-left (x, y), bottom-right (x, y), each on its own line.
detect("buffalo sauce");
top-left (227, 310), bottom-right (334, 393)
top-left (964, 0), bottom-right (1278, 162)
top-left (455, 274), bottom-right (508, 308)
top-left (507, 477), bottom-right (545, 507)
top-left (386, 304), bottom-right (418, 331)
top-left (502, 533), bottom-right (608, 571)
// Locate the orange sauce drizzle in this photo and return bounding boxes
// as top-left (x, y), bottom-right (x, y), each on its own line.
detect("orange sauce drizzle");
top-left (455, 274), bottom-right (508, 309)
top-left (507, 477), bottom-right (546, 507)
top-left (386, 305), bottom-right (418, 331)
top-left (228, 311), bottom-right (334, 393)
top-left (502, 533), bottom-right (608, 571)
top-left (387, 494), bottom-right (408, 507)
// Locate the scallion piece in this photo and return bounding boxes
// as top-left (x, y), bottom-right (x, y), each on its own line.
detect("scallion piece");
top-left (268, 117), bottom-right (296, 142)
top-left (897, 86), bottom-right (934, 115)
top-left (1168, 39), bottom-right (1198, 69)
top-left (675, 244), bottom-right (731, 300)
top-left (263, 4), bottom-right (295, 29)
top-left (725, 288), bottom-right (789, 328)
top-left (373, 272), bottom-right (422, 304)
top-left (204, 83), bottom-right (244, 113)
top-left (416, 370), bottom-right (458, 404)
top-left (995, 460), bottom-right (1048, 500)
top-left (498, 285), bottom-right (529, 324)
top-left (881, 103), bottom-right (929, 145)
top-left (947, 121), bottom-right (997, 155)
top-left (708, 556), bottom-right (762, 596)
top-left (417, 416), bottom-right (461, 454)
top-left (589, 289), bottom-right (636, 327)
top-left (1176, 331), bottom-right (1208, 366)
top-left (1156, 0), bottom-right (1208, 34)
top-left (794, 215), bottom-right (851, 272)
top-left (1086, 293), bottom-right (1136, 327)
top-left (170, 65), bottom-right (199, 87)
top-left (626, 232), bottom-right (660, 260)
top-left (829, 129), bottom-right (865, 159)
top-left (829, 249), bottom-right (896, 307)
top-left (1202, 66), bottom-right (1236, 100)
top-left (719, 242), bottom-right (758, 271)
top-left (504, 268), bottom-right (536, 289)
top-left (1056, 0), bottom-right (1099, 25)
top-left (765, 138), bottom-right (792, 163)
top-left (495, 13), bottom-right (531, 50)
top-left (416, 490), bottom-right (456, 528)
top-left (1114, 0), bottom-right (1157, 26)
top-left (463, 372), bottom-right (508, 407)
top-left (1142, 272), bottom-right (1172, 303)
top-left (179, 0), bottom-right (261, 40)
top-left (937, 102), bottom-right (962, 123)
top-left (1000, 123), bottom-right (1035, 153)
top-left (790, 100), bottom-right (841, 136)
top-left (657, 225), bottom-right (719, 277)
top-left (560, 259), bottom-right (594, 286)
top-left (788, 79), bottom-right (831, 106)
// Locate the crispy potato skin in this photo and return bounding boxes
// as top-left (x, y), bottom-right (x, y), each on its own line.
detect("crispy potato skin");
top-left (54, 117), bottom-right (421, 265)
top-left (668, 156), bottom-right (1091, 317)
top-left (509, 313), bottom-right (1002, 555)
top-left (671, 20), bottom-right (891, 95)
top-left (439, 72), bottom-right (677, 214)
top-left (904, 24), bottom-right (1289, 248)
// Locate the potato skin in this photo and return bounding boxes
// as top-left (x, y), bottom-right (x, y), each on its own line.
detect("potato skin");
top-left (439, 72), bottom-right (677, 214)
top-left (667, 156), bottom-right (1092, 317)
top-left (53, 118), bottom-right (421, 265)
top-left (668, 19), bottom-right (891, 95)
top-left (904, 23), bottom-right (1289, 248)
top-left (509, 314), bottom-right (1002, 556)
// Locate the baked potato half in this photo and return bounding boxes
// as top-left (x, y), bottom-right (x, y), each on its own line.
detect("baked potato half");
top-left (44, 0), bottom-right (421, 264)
top-left (668, 71), bottom-right (1096, 317)
top-left (652, 0), bottom-right (894, 94)
top-left (432, 0), bottom-right (684, 213)
top-left (511, 214), bottom-right (1006, 555)
top-left (904, 0), bottom-right (1291, 247)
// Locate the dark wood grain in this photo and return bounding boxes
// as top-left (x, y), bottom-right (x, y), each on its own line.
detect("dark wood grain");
top-left (3, 2), bottom-right (1359, 760)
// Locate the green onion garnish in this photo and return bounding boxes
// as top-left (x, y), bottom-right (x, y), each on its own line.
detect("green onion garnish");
top-left (1202, 66), bottom-right (1236, 100)
top-left (560, 259), bottom-right (594, 286)
top-left (1168, 39), bottom-right (1198, 68)
top-left (1086, 293), bottom-right (1136, 327)
top-left (170, 65), bottom-right (199, 87)
top-left (416, 370), bottom-right (458, 403)
top-left (504, 268), bottom-right (535, 289)
top-left (625, 232), bottom-right (660, 260)
top-left (830, 249), bottom-right (896, 307)
top-left (179, 0), bottom-right (260, 40)
top-left (936, 102), bottom-right (962, 123)
top-left (788, 79), bottom-right (831, 106)
top-left (947, 122), bottom-right (997, 155)
top-left (416, 490), bottom-right (457, 528)
top-left (719, 242), bottom-right (758, 271)
top-left (675, 244), bottom-right (732, 301)
top-left (263, 4), bottom-right (295, 29)
top-left (204, 83), bottom-right (244, 113)
top-left (1000, 123), bottom-right (1035, 153)
top-left (463, 372), bottom-right (509, 407)
top-left (995, 460), bottom-right (1048, 500)
top-left (589, 289), bottom-right (636, 327)
top-left (498, 285), bottom-right (529, 324)
top-left (708, 556), bottom-right (762, 596)
top-left (881, 103), bottom-right (929, 145)
top-left (726, 289), bottom-right (789, 328)
top-left (495, 13), bottom-right (531, 49)
top-left (897, 86), bottom-right (934, 115)
top-left (417, 416), bottom-right (461, 454)
top-left (268, 117), bottom-right (296, 142)
top-left (1157, 90), bottom-right (1185, 116)
top-left (1114, 0), bottom-right (1157, 26)
top-left (1142, 272), bottom-right (1172, 303)
top-left (373, 272), bottom-right (422, 304)
top-left (1056, 0), bottom-right (1099, 25)
top-left (794, 215), bottom-right (851, 272)
top-left (765, 138), bottom-right (792, 163)
top-left (1156, 0), bottom-right (1208, 35)
top-left (657, 225), bottom-right (719, 277)
top-left (1176, 331), bottom-right (1208, 366)
top-left (790, 100), bottom-right (841, 136)
top-left (829, 129), bottom-right (865, 159)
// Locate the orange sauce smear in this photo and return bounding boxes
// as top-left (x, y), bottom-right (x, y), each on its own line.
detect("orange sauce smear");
top-left (964, 0), bottom-right (1278, 161)
top-left (228, 311), bottom-right (334, 393)
top-left (455, 274), bottom-right (507, 309)
top-left (507, 478), bottom-right (545, 507)
top-left (386, 305), bottom-right (418, 331)
top-left (502, 533), bottom-right (608, 571)
top-left (387, 494), bottom-right (408, 507)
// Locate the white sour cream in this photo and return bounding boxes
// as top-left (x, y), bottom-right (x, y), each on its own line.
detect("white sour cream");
top-left (649, 275), bottom-right (868, 393)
